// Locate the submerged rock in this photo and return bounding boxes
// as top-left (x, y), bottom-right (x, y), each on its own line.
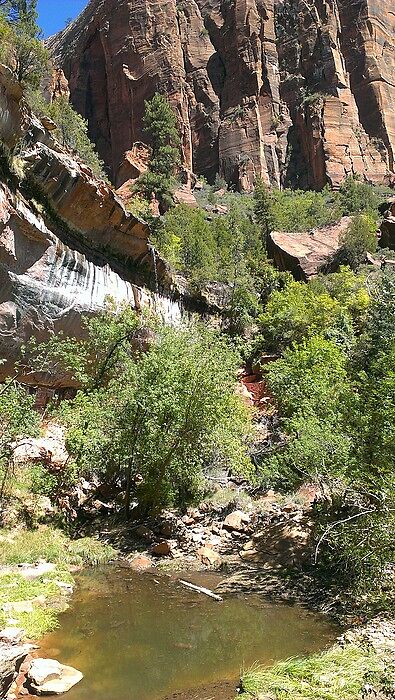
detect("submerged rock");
top-left (129, 555), bottom-right (154, 572)
top-left (27, 658), bottom-right (83, 695)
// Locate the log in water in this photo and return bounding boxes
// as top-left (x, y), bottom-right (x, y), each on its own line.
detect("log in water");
top-left (39, 566), bottom-right (338, 700)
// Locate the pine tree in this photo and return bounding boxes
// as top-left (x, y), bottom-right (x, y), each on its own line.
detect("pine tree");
top-left (135, 93), bottom-right (181, 211)
top-left (253, 177), bottom-right (274, 245)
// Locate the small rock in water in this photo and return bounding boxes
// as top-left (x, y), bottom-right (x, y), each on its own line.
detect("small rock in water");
top-left (27, 658), bottom-right (83, 695)
top-left (129, 555), bottom-right (154, 571)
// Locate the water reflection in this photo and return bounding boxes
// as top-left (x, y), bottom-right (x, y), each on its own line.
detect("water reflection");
top-left (40, 567), bottom-right (337, 700)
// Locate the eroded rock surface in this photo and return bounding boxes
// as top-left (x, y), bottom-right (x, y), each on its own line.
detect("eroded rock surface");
top-left (49, 0), bottom-right (394, 190)
top-left (268, 217), bottom-right (352, 280)
top-left (0, 64), bottom-right (184, 382)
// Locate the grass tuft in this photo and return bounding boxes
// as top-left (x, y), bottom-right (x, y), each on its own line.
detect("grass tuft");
top-left (67, 537), bottom-right (116, 566)
top-left (0, 527), bottom-right (117, 566)
top-left (238, 645), bottom-right (387, 700)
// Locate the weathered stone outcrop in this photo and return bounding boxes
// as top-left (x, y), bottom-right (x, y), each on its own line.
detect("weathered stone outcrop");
top-left (0, 65), bottom-right (184, 383)
top-left (48, 0), bottom-right (287, 190)
top-left (268, 217), bottom-right (352, 280)
top-left (275, 0), bottom-right (392, 188)
top-left (0, 178), bottom-right (182, 383)
top-left (48, 0), bottom-right (394, 190)
top-left (0, 643), bottom-right (30, 697)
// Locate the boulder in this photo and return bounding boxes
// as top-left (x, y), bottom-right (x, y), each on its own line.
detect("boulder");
top-left (0, 643), bottom-right (31, 697)
top-left (0, 628), bottom-right (24, 644)
top-left (27, 658), bottom-right (83, 695)
top-left (129, 555), bottom-right (154, 572)
top-left (268, 217), bottom-right (352, 281)
top-left (197, 547), bottom-right (221, 567)
top-left (151, 541), bottom-right (171, 557)
top-left (223, 511), bottom-right (250, 532)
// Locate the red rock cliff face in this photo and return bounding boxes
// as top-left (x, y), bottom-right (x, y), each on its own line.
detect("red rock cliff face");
top-left (48, 0), bottom-right (394, 190)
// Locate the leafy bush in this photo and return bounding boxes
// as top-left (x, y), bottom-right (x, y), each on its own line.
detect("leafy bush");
top-left (60, 319), bottom-right (253, 514)
top-left (0, 378), bottom-right (40, 502)
top-left (334, 214), bottom-right (378, 271)
top-left (258, 279), bottom-right (353, 353)
top-left (26, 90), bottom-right (106, 178)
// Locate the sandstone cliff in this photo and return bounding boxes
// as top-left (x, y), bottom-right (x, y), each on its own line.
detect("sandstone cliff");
top-left (0, 65), bottom-right (182, 383)
top-left (48, 0), bottom-right (394, 191)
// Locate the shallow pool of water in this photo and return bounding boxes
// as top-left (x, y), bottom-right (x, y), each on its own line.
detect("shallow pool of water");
top-left (39, 566), bottom-right (337, 700)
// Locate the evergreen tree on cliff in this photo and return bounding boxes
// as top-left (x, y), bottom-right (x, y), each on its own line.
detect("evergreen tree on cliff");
top-left (134, 93), bottom-right (181, 212)
top-left (0, 0), bottom-right (48, 86)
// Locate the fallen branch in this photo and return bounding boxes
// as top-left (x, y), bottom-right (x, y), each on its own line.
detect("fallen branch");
top-left (314, 509), bottom-right (375, 564)
top-left (179, 579), bottom-right (223, 601)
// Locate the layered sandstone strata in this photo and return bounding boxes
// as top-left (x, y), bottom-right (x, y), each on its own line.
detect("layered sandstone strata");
top-left (0, 64), bottom-right (182, 382)
top-left (49, 0), bottom-right (394, 190)
top-left (48, 0), bottom-right (287, 190)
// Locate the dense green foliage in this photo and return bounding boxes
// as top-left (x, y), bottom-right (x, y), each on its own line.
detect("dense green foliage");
top-left (258, 268), bottom-right (395, 602)
top-left (28, 310), bottom-right (253, 515)
top-left (152, 199), bottom-right (290, 335)
top-left (0, 0), bottom-right (48, 87)
top-left (26, 90), bottom-right (106, 178)
top-left (134, 93), bottom-right (181, 210)
top-left (0, 374), bottom-right (40, 501)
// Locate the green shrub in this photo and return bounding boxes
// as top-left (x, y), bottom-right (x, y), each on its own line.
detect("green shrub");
top-left (258, 280), bottom-right (353, 353)
top-left (334, 214), bottom-right (378, 271)
top-left (26, 90), bottom-right (106, 178)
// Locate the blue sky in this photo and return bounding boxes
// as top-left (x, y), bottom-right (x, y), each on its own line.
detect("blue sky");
top-left (37, 0), bottom-right (87, 37)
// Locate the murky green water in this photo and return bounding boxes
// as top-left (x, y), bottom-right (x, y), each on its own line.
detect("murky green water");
top-left (39, 566), bottom-right (337, 700)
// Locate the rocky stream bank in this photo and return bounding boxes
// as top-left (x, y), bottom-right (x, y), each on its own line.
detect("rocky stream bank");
top-left (0, 469), bottom-right (394, 699)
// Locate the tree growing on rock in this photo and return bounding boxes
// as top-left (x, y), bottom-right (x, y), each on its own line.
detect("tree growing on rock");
top-left (0, 0), bottom-right (48, 87)
top-left (134, 93), bottom-right (181, 211)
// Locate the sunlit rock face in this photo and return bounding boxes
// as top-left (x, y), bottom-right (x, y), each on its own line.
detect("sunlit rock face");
top-left (0, 181), bottom-right (183, 383)
top-left (0, 64), bottom-right (182, 384)
top-left (268, 217), bottom-right (352, 281)
top-left (49, 0), bottom-right (393, 191)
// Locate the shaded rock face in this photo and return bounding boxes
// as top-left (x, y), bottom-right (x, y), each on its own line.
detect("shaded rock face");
top-left (49, 0), bottom-right (393, 191)
top-left (380, 200), bottom-right (395, 250)
top-left (0, 65), bottom-right (183, 383)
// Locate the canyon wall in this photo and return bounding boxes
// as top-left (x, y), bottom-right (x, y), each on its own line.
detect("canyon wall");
top-left (48, 0), bottom-right (394, 191)
top-left (0, 65), bottom-right (182, 383)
